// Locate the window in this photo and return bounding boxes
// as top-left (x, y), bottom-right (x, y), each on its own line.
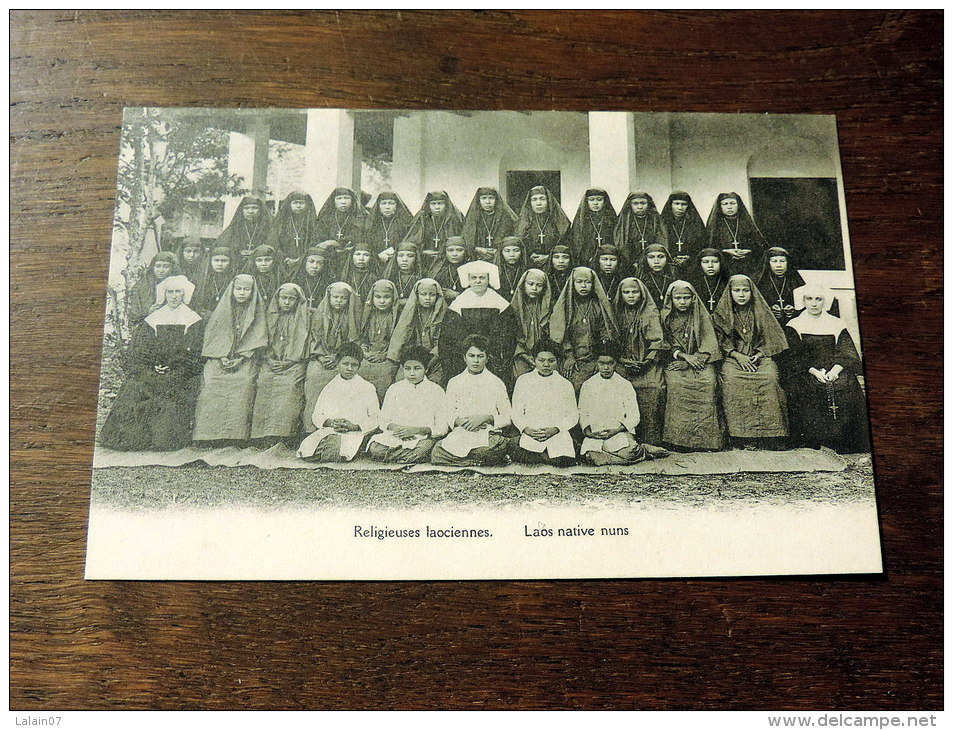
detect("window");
top-left (749, 177), bottom-right (845, 271)
top-left (505, 170), bottom-right (561, 212)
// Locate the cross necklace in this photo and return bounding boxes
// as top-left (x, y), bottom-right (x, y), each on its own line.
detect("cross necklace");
top-left (633, 215), bottom-right (649, 246)
top-left (534, 215), bottom-right (548, 249)
top-left (290, 215), bottom-right (305, 249)
top-left (432, 215), bottom-right (448, 249)
top-left (671, 217), bottom-right (687, 254)
top-left (648, 272), bottom-right (667, 304)
top-left (242, 217), bottom-right (259, 246)
top-left (501, 264), bottom-right (520, 295)
top-left (334, 211), bottom-right (351, 240)
top-left (589, 215), bottom-right (606, 246)
top-left (672, 312), bottom-right (692, 349)
top-left (303, 278), bottom-right (322, 308)
top-left (380, 215), bottom-right (395, 249)
top-left (722, 218), bottom-right (741, 250)
top-left (768, 275), bottom-right (788, 312)
top-left (702, 277), bottom-right (718, 311)
top-left (481, 214), bottom-right (496, 248)
top-left (353, 270), bottom-right (371, 296)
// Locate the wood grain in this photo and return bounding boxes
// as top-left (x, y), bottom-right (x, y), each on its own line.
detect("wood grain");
top-left (10, 10), bottom-right (941, 710)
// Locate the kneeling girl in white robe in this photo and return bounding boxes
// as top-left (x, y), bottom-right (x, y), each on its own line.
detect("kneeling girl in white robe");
top-left (578, 340), bottom-right (669, 465)
top-left (297, 341), bottom-right (380, 462)
top-left (508, 338), bottom-right (578, 466)
top-left (367, 344), bottom-right (447, 464)
top-left (431, 334), bottom-right (512, 467)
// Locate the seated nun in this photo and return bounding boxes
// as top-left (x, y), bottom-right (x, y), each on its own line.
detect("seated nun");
top-left (296, 341), bottom-right (380, 463)
top-left (439, 260), bottom-right (517, 389)
top-left (508, 338), bottom-right (578, 467)
top-left (430, 334), bottom-right (512, 467)
top-left (366, 344), bottom-right (447, 464)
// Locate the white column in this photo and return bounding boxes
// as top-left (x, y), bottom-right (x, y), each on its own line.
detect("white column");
top-left (392, 114), bottom-right (425, 208)
top-left (588, 111), bottom-right (636, 208)
top-left (224, 130), bottom-right (257, 225)
top-left (248, 119), bottom-right (270, 198)
top-left (631, 112), bottom-right (672, 202)
top-left (304, 109), bottom-right (356, 206)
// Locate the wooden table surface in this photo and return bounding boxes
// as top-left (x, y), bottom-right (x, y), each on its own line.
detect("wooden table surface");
top-left (10, 10), bottom-right (942, 710)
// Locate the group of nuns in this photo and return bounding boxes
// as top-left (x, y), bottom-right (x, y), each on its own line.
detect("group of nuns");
top-left (99, 185), bottom-right (870, 464)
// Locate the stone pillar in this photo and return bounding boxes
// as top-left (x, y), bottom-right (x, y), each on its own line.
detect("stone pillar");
top-left (392, 114), bottom-right (425, 206)
top-left (248, 119), bottom-right (270, 197)
top-left (303, 108), bottom-right (357, 206)
top-left (225, 129), bottom-right (256, 224)
top-left (588, 111), bottom-right (636, 209)
top-left (631, 112), bottom-right (672, 202)
top-left (223, 117), bottom-right (272, 223)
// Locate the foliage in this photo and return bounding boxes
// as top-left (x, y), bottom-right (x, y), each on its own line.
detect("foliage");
top-left (109, 108), bottom-right (249, 343)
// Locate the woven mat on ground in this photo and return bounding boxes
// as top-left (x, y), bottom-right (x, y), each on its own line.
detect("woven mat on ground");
top-left (93, 444), bottom-right (847, 476)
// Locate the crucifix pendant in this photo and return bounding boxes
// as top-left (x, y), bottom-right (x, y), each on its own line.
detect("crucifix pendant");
top-left (433, 234), bottom-right (441, 248)
top-left (538, 230), bottom-right (546, 247)
top-left (293, 233), bottom-right (301, 246)
top-left (337, 229), bottom-right (344, 240)
top-left (675, 240), bottom-right (683, 253)
top-left (639, 237), bottom-right (647, 245)
top-left (383, 232), bottom-right (390, 247)
top-left (595, 231), bottom-right (603, 246)
top-left (486, 232), bottom-right (494, 248)
top-left (732, 239), bottom-right (740, 251)
top-left (708, 294), bottom-right (716, 309)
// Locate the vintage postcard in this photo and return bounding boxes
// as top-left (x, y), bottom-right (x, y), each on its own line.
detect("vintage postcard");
top-left (85, 108), bottom-right (882, 579)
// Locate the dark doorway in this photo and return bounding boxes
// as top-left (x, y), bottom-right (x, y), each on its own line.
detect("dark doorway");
top-left (506, 170), bottom-right (561, 212)
top-left (749, 177), bottom-right (845, 270)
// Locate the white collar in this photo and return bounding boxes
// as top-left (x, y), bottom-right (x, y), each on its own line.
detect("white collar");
top-left (787, 310), bottom-right (846, 337)
top-left (448, 287), bottom-right (510, 314)
top-left (144, 303), bottom-right (202, 332)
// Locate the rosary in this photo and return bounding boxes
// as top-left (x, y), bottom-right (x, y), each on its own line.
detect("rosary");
top-left (826, 381), bottom-right (839, 420)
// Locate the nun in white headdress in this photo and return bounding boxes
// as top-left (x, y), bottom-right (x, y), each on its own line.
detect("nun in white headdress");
top-left (99, 275), bottom-right (206, 451)
top-left (439, 260), bottom-right (518, 388)
top-left (784, 283), bottom-right (870, 453)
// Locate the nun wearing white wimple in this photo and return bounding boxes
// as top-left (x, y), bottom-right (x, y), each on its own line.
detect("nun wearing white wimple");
top-left (784, 283), bottom-right (870, 453)
top-left (99, 275), bottom-right (205, 451)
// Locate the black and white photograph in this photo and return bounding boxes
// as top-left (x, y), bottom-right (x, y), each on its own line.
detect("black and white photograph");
top-left (85, 107), bottom-right (881, 579)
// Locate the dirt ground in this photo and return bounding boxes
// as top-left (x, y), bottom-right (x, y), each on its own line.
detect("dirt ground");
top-left (90, 453), bottom-right (875, 511)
